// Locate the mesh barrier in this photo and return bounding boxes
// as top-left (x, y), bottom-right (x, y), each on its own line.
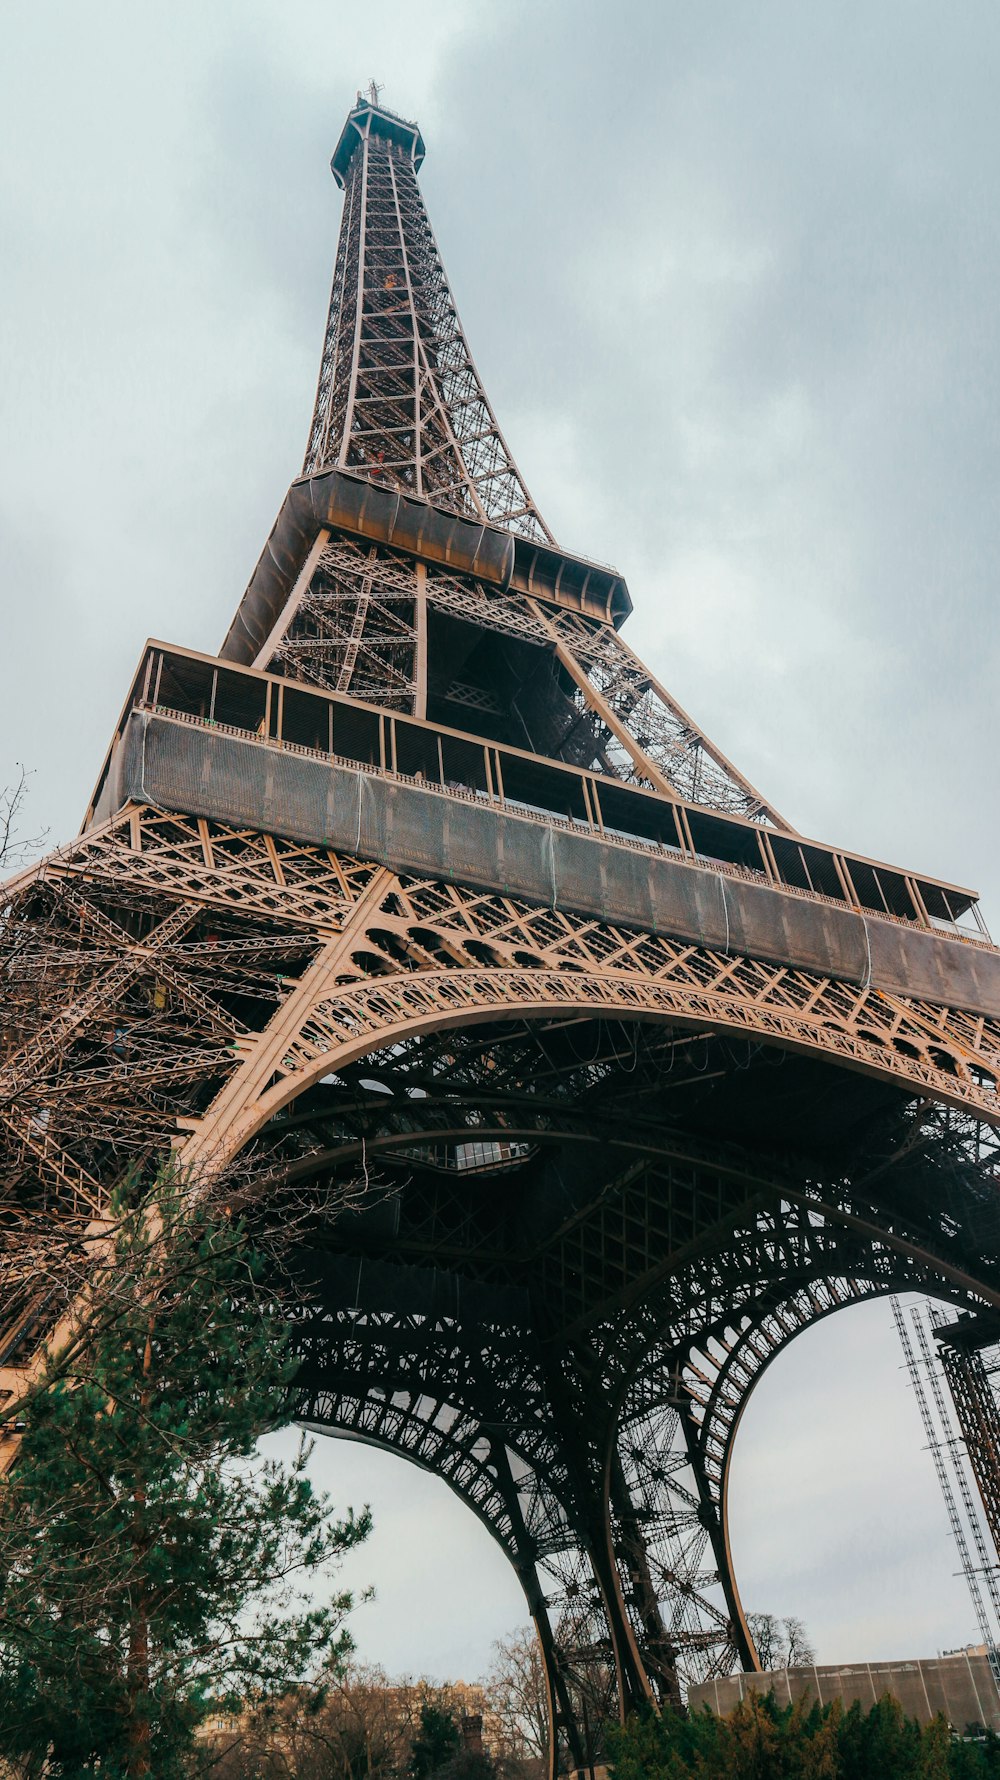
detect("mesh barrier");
top-left (690, 1653), bottom-right (1000, 1733)
top-left (866, 915), bottom-right (1000, 1012)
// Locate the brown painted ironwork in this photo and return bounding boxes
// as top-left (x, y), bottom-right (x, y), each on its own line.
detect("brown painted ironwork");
top-left (4, 93), bottom-right (1000, 1773)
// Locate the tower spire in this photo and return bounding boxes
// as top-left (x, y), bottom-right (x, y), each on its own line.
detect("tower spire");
top-left (222, 97), bottom-right (789, 824)
top-left (304, 94), bottom-right (552, 542)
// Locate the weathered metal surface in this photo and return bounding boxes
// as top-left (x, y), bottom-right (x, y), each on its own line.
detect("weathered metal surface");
top-left (220, 469), bottom-right (514, 665)
top-left (103, 710), bottom-right (1000, 1021)
top-left (219, 467), bottom-right (631, 668)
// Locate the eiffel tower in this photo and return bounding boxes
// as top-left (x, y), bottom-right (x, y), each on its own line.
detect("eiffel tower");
top-left (4, 90), bottom-right (1000, 1770)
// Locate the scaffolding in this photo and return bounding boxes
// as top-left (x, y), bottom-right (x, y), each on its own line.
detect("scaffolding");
top-left (891, 1297), bottom-right (1000, 1690)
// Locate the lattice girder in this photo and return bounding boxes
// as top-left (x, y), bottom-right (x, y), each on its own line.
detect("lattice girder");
top-left (303, 101), bottom-right (549, 541)
top-left (5, 806), bottom-right (1000, 1316)
top-left (604, 1223), bottom-right (974, 1685)
top-left (5, 805), bottom-right (1000, 1762)
top-left (292, 1301), bottom-right (632, 1762)
top-left (6, 817), bottom-right (999, 1333)
top-left (247, 92), bottom-right (789, 825)
top-left (938, 1329), bottom-right (1000, 1565)
top-left (252, 531), bottom-right (787, 822)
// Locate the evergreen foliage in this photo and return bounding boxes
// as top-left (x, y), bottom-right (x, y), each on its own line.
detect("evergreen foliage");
top-left (608, 1691), bottom-right (1000, 1779)
top-left (409, 1703), bottom-right (463, 1777)
top-left (0, 1170), bottom-right (370, 1777)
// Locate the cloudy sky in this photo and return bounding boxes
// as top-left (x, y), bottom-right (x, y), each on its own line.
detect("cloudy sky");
top-left (3, 0), bottom-right (1000, 1681)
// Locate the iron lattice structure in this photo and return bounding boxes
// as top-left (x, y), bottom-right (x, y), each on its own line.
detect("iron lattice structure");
top-left (936, 1313), bottom-right (1000, 1572)
top-left (303, 99), bottom-right (549, 539)
top-left (4, 92), bottom-right (1000, 1772)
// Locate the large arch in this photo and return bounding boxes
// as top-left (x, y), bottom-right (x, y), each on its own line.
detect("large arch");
top-left (604, 1250), bottom-right (986, 1685)
top-left (181, 959), bottom-right (1000, 1175)
top-left (6, 811), bottom-right (1000, 1772)
top-left (292, 1302), bottom-right (627, 1768)
top-left (213, 1019), bottom-right (1000, 1758)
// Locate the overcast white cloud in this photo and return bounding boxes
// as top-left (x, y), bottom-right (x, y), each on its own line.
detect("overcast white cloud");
top-left (2, 0), bottom-right (998, 1681)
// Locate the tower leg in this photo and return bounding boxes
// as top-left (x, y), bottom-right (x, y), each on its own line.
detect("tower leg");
top-left (607, 1453), bottom-right (682, 1709)
top-left (491, 1442), bottom-right (588, 1779)
top-left (678, 1406), bottom-right (759, 1674)
top-left (940, 1337), bottom-right (1000, 1562)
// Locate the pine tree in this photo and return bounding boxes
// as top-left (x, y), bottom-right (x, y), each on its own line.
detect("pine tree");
top-left (728, 1689), bottom-right (798, 1779)
top-left (608, 1688), bottom-right (997, 1779)
top-left (409, 1703), bottom-right (463, 1778)
top-left (0, 1170), bottom-right (370, 1777)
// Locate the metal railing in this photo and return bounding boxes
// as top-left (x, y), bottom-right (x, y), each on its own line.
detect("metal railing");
top-left (139, 702), bottom-right (998, 954)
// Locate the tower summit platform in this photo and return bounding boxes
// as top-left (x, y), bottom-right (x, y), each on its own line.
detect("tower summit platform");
top-left (331, 91), bottom-right (425, 187)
